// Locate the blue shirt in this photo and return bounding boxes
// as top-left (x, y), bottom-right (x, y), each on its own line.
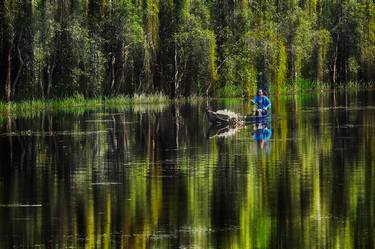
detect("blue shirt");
top-left (253, 96), bottom-right (271, 110)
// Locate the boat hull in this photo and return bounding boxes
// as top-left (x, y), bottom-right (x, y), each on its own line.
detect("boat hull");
top-left (206, 110), bottom-right (238, 125)
top-left (243, 114), bottom-right (271, 124)
top-left (206, 110), bottom-right (270, 125)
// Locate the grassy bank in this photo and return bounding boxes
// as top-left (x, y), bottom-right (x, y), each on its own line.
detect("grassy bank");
top-left (0, 81), bottom-right (372, 117)
top-left (279, 79), bottom-right (374, 94)
top-left (215, 80), bottom-right (374, 98)
top-left (0, 93), bottom-right (210, 118)
top-left (0, 93), bottom-right (171, 115)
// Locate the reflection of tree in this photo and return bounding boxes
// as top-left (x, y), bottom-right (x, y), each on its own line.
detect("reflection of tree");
top-left (0, 92), bottom-right (375, 248)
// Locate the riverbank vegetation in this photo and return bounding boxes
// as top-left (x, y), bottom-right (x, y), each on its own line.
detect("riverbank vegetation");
top-left (1, 1), bottom-right (375, 100)
top-left (0, 93), bottom-right (171, 115)
top-left (0, 93), bottom-right (212, 118)
top-left (280, 80), bottom-right (374, 93)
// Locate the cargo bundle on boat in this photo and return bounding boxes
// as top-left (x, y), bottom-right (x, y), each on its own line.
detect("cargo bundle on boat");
top-left (206, 109), bottom-right (270, 126)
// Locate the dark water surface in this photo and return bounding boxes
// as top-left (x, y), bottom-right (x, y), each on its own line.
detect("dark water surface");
top-left (1, 91), bottom-right (375, 249)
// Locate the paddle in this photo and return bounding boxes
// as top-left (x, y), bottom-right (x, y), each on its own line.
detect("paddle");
top-left (251, 99), bottom-right (269, 117)
top-left (250, 99), bottom-right (261, 109)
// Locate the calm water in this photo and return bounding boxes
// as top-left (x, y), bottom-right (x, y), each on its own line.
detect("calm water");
top-left (1, 91), bottom-right (375, 249)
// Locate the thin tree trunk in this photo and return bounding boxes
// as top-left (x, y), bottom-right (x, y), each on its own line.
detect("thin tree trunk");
top-left (174, 46), bottom-right (186, 98)
top-left (118, 49), bottom-right (128, 95)
top-left (46, 64), bottom-right (53, 98)
top-left (332, 49), bottom-right (337, 87)
top-left (46, 37), bottom-right (58, 98)
top-left (332, 35), bottom-right (339, 88)
top-left (4, 41), bottom-right (12, 101)
top-left (2, 0), bottom-right (12, 102)
top-left (11, 47), bottom-right (24, 99)
top-left (110, 55), bottom-right (116, 94)
top-left (174, 46), bottom-right (180, 98)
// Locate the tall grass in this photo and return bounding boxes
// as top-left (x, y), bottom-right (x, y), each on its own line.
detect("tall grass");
top-left (0, 93), bottom-right (172, 116)
top-left (1, 81), bottom-right (370, 118)
top-left (279, 79), bottom-right (330, 93)
top-left (132, 92), bottom-right (169, 104)
top-left (278, 79), bottom-right (373, 94)
top-left (336, 81), bottom-right (374, 90)
top-left (0, 92), bottom-right (210, 118)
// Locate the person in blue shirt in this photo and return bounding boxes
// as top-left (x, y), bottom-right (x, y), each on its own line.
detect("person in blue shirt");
top-left (252, 89), bottom-right (271, 116)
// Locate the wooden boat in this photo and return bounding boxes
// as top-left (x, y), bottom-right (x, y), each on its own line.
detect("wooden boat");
top-left (243, 113), bottom-right (271, 124)
top-left (206, 110), bottom-right (240, 125)
top-left (206, 109), bottom-right (270, 125)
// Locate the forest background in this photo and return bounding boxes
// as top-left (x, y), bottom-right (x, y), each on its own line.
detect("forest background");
top-left (1, 0), bottom-right (375, 102)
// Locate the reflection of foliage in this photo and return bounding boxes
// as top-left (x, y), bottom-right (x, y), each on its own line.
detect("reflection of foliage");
top-left (0, 92), bottom-right (374, 248)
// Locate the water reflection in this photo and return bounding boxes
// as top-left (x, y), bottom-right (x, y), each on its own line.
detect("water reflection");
top-left (252, 123), bottom-right (272, 150)
top-left (0, 91), bottom-right (375, 248)
top-left (208, 124), bottom-right (244, 139)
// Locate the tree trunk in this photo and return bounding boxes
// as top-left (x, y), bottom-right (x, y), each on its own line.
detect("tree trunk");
top-left (11, 47), bottom-right (24, 99)
top-left (174, 46), bottom-right (180, 98)
top-left (2, 0), bottom-right (12, 101)
top-left (4, 42), bottom-right (11, 102)
top-left (110, 55), bottom-right (116, 94)
top-left (332, 43), bottom-right (338, 88)
top-left (332, 34), bottom-right (339, 88)
top-left (46, 65), bottom-right (52, 99)
top-left (46, 32), bottom-right (58, 99)
top-left (174, 46), bottom-right (186, 98)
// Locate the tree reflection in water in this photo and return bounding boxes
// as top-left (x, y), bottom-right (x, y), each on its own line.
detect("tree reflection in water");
top-left (0, 91), bottom-right (375, 248)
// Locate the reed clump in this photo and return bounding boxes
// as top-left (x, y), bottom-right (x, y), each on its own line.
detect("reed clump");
top-left (0, 93), bottom-right (172, 117)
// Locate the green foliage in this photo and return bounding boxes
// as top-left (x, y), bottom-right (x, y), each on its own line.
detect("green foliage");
top-left (274, 41), bottom-right (287, 92)
top-left (348, 57), bottom-right (359, 79)
top-left (68, 21), bottom-right (105, 97)
top-left (217, 84), bottom-right (243, 98)
top-left (174, 1), bottom-right (218, 96)
top-left (314, 29), bottom-right (331, 82)
top-left (3, 0), bottom-right (375, 102)
top-left (0, 93), bottom-right (171, 117)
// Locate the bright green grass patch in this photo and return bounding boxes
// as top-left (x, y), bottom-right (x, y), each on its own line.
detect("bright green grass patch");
top-left (0, 92), bottom-right (208, 118)
top-left (278, 79), bottom-right (373, 94)
top-left (217, 79), bottom-right (372, 97)
top-left (0, 93), bottom-right (169, 115)
top-left (336, 81), bottom-right (374, 90)
top-left (279, 79), bottom-right (330, 93)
